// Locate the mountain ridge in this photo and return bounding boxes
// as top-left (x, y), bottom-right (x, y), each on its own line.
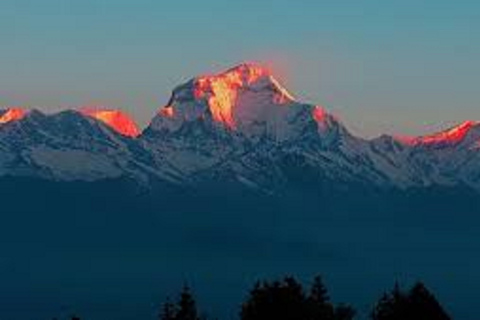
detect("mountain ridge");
top-left (0, 63), bottom-right (479, 193)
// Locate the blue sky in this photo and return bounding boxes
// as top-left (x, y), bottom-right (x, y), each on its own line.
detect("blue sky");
top-left (0, 0), bottom-right (479, 136)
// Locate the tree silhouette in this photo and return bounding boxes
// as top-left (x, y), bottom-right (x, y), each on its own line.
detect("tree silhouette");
top-left (241, 275), bottom-right (355, 320)
top-left (160, 298), bottom-right (177, 320)
top-left (408, 282), bottom-right (451, 320)
top-left (308, 276), bottom-right (335, 320)
top-left (176, 285), bottom-right (199, 320)
top-left (372, 281), bottom-right (451, 320)
top-left (241, 277), bottom-right (307, 320)
top-left (160, 285), bottom-right (199, 320)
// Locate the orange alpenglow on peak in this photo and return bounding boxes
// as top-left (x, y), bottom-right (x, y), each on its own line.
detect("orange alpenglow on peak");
top-left (312, 106), bottom-right (329, 130)
top-left (80, 108), bottom-right (140, 137)
top-left (397, 121), bottom-right (478, 146)
top-left (312, 106), bottom-right (327, 123)
top-left (193, 63), bottom-right (295, 129)
top-left (0, 108), bottom-right (27, 125)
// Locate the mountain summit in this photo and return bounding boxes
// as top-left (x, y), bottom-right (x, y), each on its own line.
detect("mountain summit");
top-left (148, 63), bottom-right (338, 143)
top-left (397, 121), bottom-right (480, 146)
top-left (0, 107), bottom-right (27, 125)
top-left (192, 63), bottom-right (296, 129)
top-left (80, 107), bottom-right (140, 137)
top-left (0, 63), bottom-right (479, 192)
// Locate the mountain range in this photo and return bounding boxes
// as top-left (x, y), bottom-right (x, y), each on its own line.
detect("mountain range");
top-left (1, 63), bottom-right (479, 194)
top-left (1, 63), bottom-right (480, 320)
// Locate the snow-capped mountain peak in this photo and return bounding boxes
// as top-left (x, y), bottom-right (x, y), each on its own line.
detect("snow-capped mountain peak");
top-left (0, 107), bottom-right (28, 125)
top-left (396, 120), bottom-right (479, 147)
top-left (148, 63), bottom-right (338, 142)
top-left (80, 107), bottom-right (140, 137)
top-left (0, 63), bottom-right (479, 193)
top-left (192, 63), bottom-right (297, 127)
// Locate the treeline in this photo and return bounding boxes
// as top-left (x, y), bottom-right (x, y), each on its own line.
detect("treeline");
top-left (58, 275), bottom-right (452, 320)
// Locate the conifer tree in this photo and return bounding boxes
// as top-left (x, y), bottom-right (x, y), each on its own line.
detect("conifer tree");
top-left (160, 298), bottom-right (177, 320)
top-left (371, 281), bottom-right (451, 320)
top-left (241, 275), bottom-right (355, 320)
top-left (308, 275), bottom-right (334, 320)
top-left (408, 282), bottom-right (451, 320)
top-left (176, 285), bottom-right (198, 320)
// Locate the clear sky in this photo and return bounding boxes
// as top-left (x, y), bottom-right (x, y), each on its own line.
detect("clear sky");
top-left (0, 0), bottom-right (478, 137)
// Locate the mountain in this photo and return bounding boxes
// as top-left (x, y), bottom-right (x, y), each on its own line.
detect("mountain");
top-left (0, 107), bottom-right (27, 124)
top-left (139, 63), bottom-right (480, 193)
top-left (372, 121), bottom-right (480, 190)
top-left (141, 63), bottom-right (409, 191)
top-left (1, 64), bottom-right (480, 320)
top-left (0, 108), bottom-right (177, 182)
top-left (0, 63), bottom-right (479, 193)
top-left (80, 107), bottom-right (141, 137)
